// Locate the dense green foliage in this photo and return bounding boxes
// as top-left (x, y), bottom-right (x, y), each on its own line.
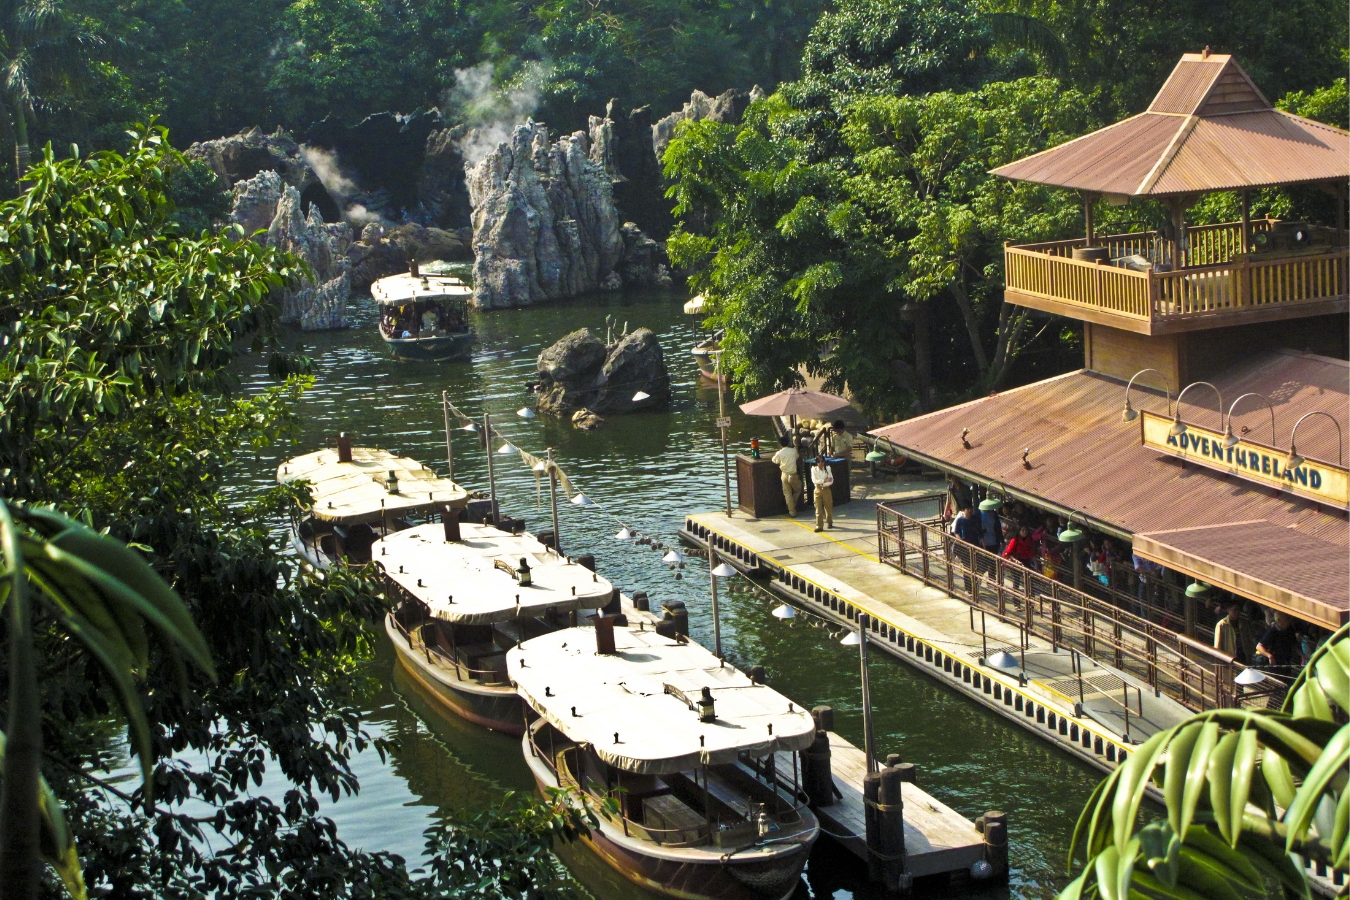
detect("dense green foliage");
top-left (1062, 624), bottom-right (1349, 900)
top-left (0, 130), bottom-right (594, 898)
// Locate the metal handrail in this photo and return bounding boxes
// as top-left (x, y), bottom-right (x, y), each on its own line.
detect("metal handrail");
top-left (389, 610), bottom-right (512, 685)
top-left (877, 503), bottom-right (1238, 711)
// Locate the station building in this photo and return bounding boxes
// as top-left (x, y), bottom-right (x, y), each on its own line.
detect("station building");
top-left (870, 53), bottom-right (1348, 705)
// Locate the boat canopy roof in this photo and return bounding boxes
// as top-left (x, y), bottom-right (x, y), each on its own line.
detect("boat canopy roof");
top-left (683, 295), bottom-right (705, 315)
top-left (375, 523), bottom-right (613, 625)
top-left (508, 627), bottom-right (815, 774)
top-left (371, 272), bottom-right (472, 306)
top-left (277, 447), bottom-right (468, 524)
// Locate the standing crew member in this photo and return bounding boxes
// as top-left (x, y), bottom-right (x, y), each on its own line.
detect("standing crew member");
top-left (829, 420), bottom-right (854, 458)
top-left (771, 435), bottom-right (802, 517)
top-left (811, 456), bottom-right (835, 532)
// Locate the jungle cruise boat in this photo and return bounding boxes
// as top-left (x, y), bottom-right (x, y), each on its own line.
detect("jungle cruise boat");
top-left (510, 625), bottom-right (820, 900)
top-left (373, 266), bottom-right (475, 361)
top-left (381, 522), bottom-right (615, 734)
top-left (277, 435), bottom-right (468, 568)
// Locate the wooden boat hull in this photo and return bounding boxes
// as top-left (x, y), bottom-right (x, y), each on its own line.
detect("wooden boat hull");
top-left (386, 615), bottom-right (524, 735)
top-left (382, 331), bottom-right (475, 361)
top-left (523, 735), bottom-right (812, 900)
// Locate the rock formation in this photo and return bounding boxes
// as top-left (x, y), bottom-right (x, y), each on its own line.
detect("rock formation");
top-left (188, 128), bottom-right (338, 222)
top-left (588, 101), bottom-right (669, 238)
top-left (651, 87), bottom-right (764, 158)
top-left (418, 128), bottom-right (474, 229)
top-left (536, 327), bottom-right (670, 421)
top-left (347, 223), bottom-right (473, 292)
top-left (264, 185), bottom-right (352, 331)
top-left (303, 111), bottom-right (441, 215)
top-left (466, 123), bottom-right (624, 309)
top-left (617, 223), bottom-right (671, 289)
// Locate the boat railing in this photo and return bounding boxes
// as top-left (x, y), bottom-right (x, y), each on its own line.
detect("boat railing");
top-left (877, 503), bottom-right (1239, 712)
top-left (388, 612), bottom-right (512, 686)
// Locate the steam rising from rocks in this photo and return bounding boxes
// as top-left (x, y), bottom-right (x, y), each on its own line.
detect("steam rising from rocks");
top-left (447, 61), bottom-right (550, 166)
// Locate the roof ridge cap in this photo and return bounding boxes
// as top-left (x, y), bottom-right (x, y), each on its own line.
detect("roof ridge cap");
top-left (1134, 114), bottom-right (1199, 195)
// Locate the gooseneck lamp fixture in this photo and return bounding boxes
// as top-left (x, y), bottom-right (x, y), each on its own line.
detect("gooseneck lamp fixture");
top-left (978, 481), bottom-right (1005, 512)
top-left (1287, 410), bottom-right (1344, 470)
top-left (1169, 381), bottom-right (1224, 438)
top-left (1058, 513), bottom-right (1085, 543)
top-left (1222, 392), bottom-right (1276, 449)
top-left (1121, 368), bottom-right (1173, 423)
top-left (1185, 581), bottom-right (1212, 599)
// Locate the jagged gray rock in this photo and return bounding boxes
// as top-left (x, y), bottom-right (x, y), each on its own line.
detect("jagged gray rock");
top-left (348, 222), bottom-right (472, 292)
top-left (466, 122), bottom-right (623, 309)
top-left (187, 127), bottom-right (338, 221)
top-left (588, 101), bottom-right (669, 238)
top-left (651, 87), bottom-right (764, 158)
top-left (535, 327), bottom-right (670, 421)
top-left (230, 170), bottom-right (285, 236)
top-left (616, 222), bottom-right (670, 288)
top-left (265, 186), bottom-right (352, 330)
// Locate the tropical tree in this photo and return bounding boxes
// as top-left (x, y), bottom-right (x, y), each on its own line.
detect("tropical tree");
top-left (1062, 624), bottom-right (1349, 900)
top-left (0, 503), bottom-right (214, 900)
top-left (0, 0), bottom-right (98, 184)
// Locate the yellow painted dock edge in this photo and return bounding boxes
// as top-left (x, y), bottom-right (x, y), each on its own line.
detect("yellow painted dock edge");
top-left (683, 515), bottom-right (1135, 773)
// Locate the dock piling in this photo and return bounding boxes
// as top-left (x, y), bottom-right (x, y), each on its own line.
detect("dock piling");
top-left (976, 810), bottom-right (1009, 880)
top-left (878, 763), bottom-right (911, 894)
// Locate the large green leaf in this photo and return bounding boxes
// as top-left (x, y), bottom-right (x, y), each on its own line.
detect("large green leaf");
top-left (0, 731), bottom-right (86, 900)
top-left (1283, 723), bottom-right (1349, 854)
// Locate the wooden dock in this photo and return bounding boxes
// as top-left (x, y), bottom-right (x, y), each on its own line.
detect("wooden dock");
top-left (791, 731), bottom-right (988, 879)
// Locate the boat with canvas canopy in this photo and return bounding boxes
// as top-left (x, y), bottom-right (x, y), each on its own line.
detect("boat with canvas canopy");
top-left (277, 435), bottom-right (468, 567)
top-left (382, 522), bottom-right (616, 734)
top-left (510, 625), bottom-right (820, 900)
top-left (373, 266), bottom-right (475, 361)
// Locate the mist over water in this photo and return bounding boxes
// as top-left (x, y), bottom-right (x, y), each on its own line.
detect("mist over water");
top-left (229, 289), bottom-right (1103, 898)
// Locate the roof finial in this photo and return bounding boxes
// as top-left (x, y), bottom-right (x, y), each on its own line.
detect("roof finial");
top-left (1201, 45), bottom-right (1211, 58)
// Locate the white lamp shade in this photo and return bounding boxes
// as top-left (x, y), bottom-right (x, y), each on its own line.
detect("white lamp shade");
top-left (571, 493), bottom-right (592, 506)
top-left (662, 550), bottom-right (685, 564)
top-left (840, 631), bottom-right (862, 646)
top-left (497, 442), bottom-right (517, 454)
top-left (1235, 668), bottom-right (1267, 685)
top-left (517, 407), bottom-right (537, 418)
top-left (532, 460), bottom-right (548, 472)
top-left (615, 527), bottom-right (633, 540)
top-left (460, 422), bottom-right (478, 432)
top-left (711, 562), bottom-right (737, 578)
top-left (987, 650), bottom-right (1019, 669)
top-left (772, 604), bottom-right (796, 620)
top-left (632, 391), bottom-right (651, 402)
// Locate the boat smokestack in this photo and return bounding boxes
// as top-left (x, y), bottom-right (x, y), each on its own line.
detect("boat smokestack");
top-left (337, 432), bottom-right (352, 463)
top-left (594, 616), bottom-right (617, 655)
top-left (442, 506), bottom-right (461, 542)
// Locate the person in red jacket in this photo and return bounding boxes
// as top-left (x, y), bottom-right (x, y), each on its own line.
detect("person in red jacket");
top-left (1001, 526), bottom-right (1037, 589)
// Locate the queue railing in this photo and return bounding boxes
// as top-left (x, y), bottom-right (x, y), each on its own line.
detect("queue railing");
top-left (877, 502), bottom-right (1239, 712)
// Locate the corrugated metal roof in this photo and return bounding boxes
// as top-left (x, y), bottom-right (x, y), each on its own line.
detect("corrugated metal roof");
top-left (871, 350), bottom-right (1348, 618)
top-left (990, 53), bottom-right (1349, 197)
top-left (1135, 521), bottom-right (1348, 623)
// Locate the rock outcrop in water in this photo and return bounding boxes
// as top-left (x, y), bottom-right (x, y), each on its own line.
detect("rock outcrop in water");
top-left (535, 327), bottom-right (670, 422)
top-left (588, 101), bottom-right (669, 239)
top-left (265, 185), bottom-right (352, 331)
top-left (189, 127), bottom-right (339, 222)
top-left (466, 123), bottom-right (624, 309)
top-left (466, 121), bottom-right (675, 308)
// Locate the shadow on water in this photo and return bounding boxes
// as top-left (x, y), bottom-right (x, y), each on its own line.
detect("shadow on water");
top-left (229, 289), bottom-right (1103, 898)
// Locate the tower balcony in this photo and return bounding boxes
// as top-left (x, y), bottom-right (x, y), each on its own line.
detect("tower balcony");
top-left (1003, 221), bottom-right (1348, 335)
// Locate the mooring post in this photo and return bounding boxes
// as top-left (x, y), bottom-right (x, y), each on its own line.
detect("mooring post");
top-left (864, 770), bottom-right (883, 883)
top-left (803, 705), bottom-right (835, 808)
top-left (879, 763), bottom-right (911, 894)
top-left (979, 810), bottom-right (1009, 880)
top-left (483, 412), bottom-right (498, 525)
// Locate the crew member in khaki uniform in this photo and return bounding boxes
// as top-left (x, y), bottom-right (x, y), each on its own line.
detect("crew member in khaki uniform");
top-left (811, 455), bottom-right (834, 531)
top-left (770, 435), bottom-right (801, 516)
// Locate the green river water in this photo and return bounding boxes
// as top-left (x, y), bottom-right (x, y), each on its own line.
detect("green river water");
top-left (232, 288), bottom-right (1104, 899)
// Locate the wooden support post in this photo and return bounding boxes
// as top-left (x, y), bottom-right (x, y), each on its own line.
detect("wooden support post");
top-left (1082, 191), bottom-right (1096, 247)
top-left (864, 771), bottom-right (883, 883)
top-left (878, 764), bottom-right (911, 894)
top-left (979, 810), bottom-right (1009, 881)
top-left (1240, 191), bottom-right (1252, 252)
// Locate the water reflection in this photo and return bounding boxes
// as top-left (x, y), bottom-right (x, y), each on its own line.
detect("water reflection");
top-left (232, 290), bottom-right (1101, 898)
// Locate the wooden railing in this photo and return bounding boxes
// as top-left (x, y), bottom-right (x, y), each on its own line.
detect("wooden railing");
top-left (1005, 221), bottom-right (1347, 326)
top-left (877, 503), bottom-right (1240, 712)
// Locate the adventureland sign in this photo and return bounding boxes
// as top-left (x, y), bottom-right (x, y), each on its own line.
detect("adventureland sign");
top-left (1140, 411), bottom-right (1349, 508)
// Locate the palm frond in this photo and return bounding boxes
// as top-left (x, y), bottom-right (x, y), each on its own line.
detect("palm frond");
top-left (984, 12), bottom-right (1069, 77)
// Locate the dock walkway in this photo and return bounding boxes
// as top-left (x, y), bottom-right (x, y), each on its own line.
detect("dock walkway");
top-left (681, 478), bottom-right (1193, 776)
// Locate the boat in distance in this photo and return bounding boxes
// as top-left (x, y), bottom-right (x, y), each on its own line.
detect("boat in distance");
top-left (277, 436), bottom-right (468, 568)
top-left (380, 521), bottom-right (615, 734)
top-left (373, 267), bottom-right (475, 361)
top-left (510, 625), bottom-right (820, 900)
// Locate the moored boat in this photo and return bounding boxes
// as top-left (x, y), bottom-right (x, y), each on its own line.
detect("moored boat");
top-left (373, 268), bottom-right (475, 361)
top-left (381, 522), bottom-right (615, 734)
top-left (510, 626), bottom-right (820, 900)
top-left (277, 436), bottom-right (468, 568)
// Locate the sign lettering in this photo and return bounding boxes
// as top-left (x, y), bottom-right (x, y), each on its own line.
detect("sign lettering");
top-left (1140, 411), bottom-right (1349, 508)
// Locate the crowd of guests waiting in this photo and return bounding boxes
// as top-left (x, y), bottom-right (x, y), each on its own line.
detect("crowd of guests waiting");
top-left (943, 477), bottom-right (1329, 684)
